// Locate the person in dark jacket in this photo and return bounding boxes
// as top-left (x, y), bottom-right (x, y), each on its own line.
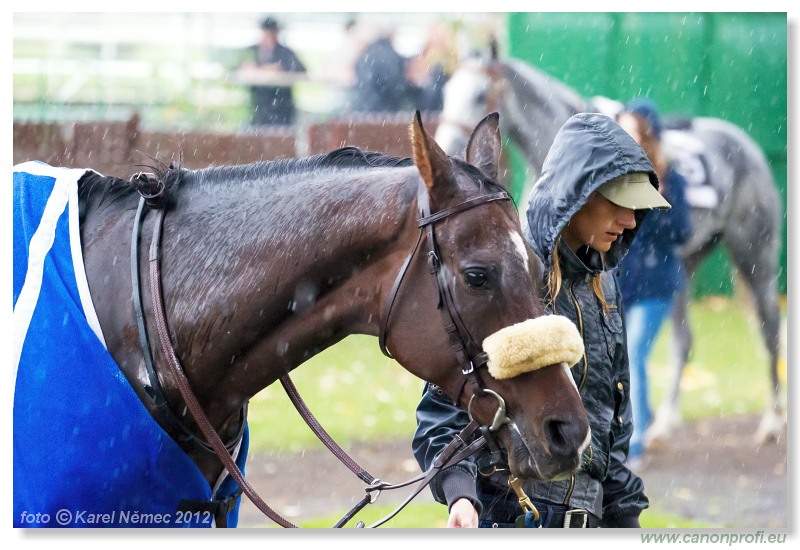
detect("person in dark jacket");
top-left (349, 26), bottom-right (410, 113)
top-left (616, 99), bottom-right (692, 464)
top-left (413, 112), bottom-right (668, 528)
top-left (239, 16), bottom-right (306, 126)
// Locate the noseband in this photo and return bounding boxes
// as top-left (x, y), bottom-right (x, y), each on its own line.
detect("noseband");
top-left (378, 175), bottom-right (511, 403)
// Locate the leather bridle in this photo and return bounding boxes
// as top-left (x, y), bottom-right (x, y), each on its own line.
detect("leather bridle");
top-left (379, 176), bottom-right (511, 404)
top-left (128, 169), bottom-right (513, 528)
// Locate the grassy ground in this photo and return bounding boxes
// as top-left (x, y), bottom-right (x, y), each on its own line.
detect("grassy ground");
top-left (253, 502), bottom-right (712, 529)
top-left (245, 296), bottom-right (785, 528)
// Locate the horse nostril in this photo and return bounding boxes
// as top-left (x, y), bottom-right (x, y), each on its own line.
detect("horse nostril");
top-left (545, 417), bottom-right (582, 457)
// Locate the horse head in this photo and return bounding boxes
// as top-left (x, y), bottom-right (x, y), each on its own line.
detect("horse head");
top-left (384, 112), bottom-right (590, 481)
top-left (435, 55), bottom-right (506, 159)
top-left (435, 54), bottom-right (586, 177)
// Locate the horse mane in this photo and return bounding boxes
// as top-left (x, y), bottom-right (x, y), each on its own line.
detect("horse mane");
top-left (190, 146), bottom-right (413, 184)
top-left (77, 147), bottom-right (415, 210)
top-left (77, 146), bottom-right (500, 214)
top-left (502, 57), bottom-right (587, 113)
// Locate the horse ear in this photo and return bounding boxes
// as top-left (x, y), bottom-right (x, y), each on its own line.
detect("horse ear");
top-left (466, 112), bottom-right (502, 183)
top-left (410, 111), bottom-right (457, 197)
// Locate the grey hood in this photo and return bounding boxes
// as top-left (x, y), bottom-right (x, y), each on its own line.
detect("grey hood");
top-left (524, 112), bottom-right (658, 273)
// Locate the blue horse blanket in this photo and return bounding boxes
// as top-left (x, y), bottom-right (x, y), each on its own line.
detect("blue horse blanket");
top-left (13, 161), bottom-right (247, 528)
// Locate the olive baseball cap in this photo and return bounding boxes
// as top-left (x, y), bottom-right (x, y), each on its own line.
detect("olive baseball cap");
top-left (597, 172), bottom-right (671, 210)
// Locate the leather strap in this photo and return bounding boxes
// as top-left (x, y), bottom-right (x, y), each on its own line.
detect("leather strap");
top-left (417, 191), bottom-right (510, 227)
top-left (147, 205), bottom-right (297, 528)
top-left (378, 228), bottom-right (424, 358)
top-left (279, 375), bottom-right (375, 485)
top-left (131, 196), bottom-right (243, 455)
top-left (364, 420), bottom-right (486, 528)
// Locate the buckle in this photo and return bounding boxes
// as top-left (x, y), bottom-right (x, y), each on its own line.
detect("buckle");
top-left (563, 509), bottom-right (589, 528)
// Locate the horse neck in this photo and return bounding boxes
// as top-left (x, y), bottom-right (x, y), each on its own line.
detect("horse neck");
top-left (163, 166), bottom-right (419, 417)
top-left (501, 60), bottom-right (587, 174)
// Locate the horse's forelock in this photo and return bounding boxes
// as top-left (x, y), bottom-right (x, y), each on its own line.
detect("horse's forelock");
top-left (450, 157), bottom-right (509, 202)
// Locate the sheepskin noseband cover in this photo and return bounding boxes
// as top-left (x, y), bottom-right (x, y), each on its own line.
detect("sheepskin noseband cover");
top-left (483, 315), bottom-right (584, 380)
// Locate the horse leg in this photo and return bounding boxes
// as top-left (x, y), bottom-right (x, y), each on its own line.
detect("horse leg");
top-left (728, 242), bottom-right (785, 444)
top-left (645, 285), bottom-right (692, 448)
top-left (719, 161), bottom-right (785, 443)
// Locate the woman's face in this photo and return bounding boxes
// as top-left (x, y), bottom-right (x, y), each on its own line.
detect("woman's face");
top-left (562, 192), bottom-right (637, 253)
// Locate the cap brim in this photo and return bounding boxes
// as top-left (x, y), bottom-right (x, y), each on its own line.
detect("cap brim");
top-left (598, 173), bottom-right (671, 210)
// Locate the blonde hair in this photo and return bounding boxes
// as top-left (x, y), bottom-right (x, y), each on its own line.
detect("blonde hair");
top-left (547, 237), bottom-right (611, 316)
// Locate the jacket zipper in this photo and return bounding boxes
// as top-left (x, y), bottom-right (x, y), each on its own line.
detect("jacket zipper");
top-left (567, 281), bottom-right (588, 391)
top-left (562, 280), bottom-right (587, 506)
top-left (563, 473), bottom-right (576, 505)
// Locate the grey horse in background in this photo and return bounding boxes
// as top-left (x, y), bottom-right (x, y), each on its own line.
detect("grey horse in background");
top-left (434, 54), bottom-right (785, 446)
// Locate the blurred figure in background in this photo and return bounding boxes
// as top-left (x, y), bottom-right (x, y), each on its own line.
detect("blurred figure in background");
top-left (406, 22), bottom-right (457, 112)
top-left (616, 99), bottom-right (692, 467)
top-left (238, 16), bottom-right (306, 126)
top-left (348, 20), bottom-right (411, 113)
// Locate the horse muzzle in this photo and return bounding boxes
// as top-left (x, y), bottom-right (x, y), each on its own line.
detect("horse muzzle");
top-left (479, 315), bottom-right (590, 480)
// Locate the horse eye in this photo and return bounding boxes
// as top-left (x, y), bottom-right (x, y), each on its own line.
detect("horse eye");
top-left (475, 92), bottom-right (488, 104)
top-left (464, 269), bottom-right (488, 289)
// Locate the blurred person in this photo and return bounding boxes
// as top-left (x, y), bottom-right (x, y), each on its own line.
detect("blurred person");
top-left (406, 22), bottom-right (457, 112)
top-left (615, 99), bottom-right (692, 466)
top-left (413, 113), bottom-right (666, 528)
top-left (348, 20), bottom-right (411, 113)
top-left (238, 16), bottom-right (306, 126)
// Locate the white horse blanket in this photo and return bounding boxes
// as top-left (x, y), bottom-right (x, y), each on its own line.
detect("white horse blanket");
top-left (13, 161), bottom-right (247, 528)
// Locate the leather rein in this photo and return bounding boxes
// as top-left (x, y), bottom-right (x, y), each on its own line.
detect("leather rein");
top-left (129, 171), bottom-right (511, 528)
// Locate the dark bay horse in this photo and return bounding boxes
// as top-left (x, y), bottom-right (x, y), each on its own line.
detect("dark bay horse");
top-left (14, 113), bottom-right (590, 527)
top-left (435, 55), bottom-right (785, 446)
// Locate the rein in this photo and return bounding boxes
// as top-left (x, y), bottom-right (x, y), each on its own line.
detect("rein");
top-left (129, 171), bottom-right (511, 528)
top-left (131, 195), bottom-right (245, 456)
top-left (131, 190), bottom-right (295, 528)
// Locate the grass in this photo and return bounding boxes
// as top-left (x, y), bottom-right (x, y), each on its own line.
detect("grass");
top-left (247, 336), bottom-right (421, 454)
top-left (646, 295), bottom-right (781, 420)
top-left (296, 503), bottom-right (450, 529)
top-left (246, 502), bottom-right (710, 529)
top-left (244, 296), bottom-right (784, 528)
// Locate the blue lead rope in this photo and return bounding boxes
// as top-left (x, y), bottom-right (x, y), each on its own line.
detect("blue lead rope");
top-left (516, 511), bottom-right (543, 528)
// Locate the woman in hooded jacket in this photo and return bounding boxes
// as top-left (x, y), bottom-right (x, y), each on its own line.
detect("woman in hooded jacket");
top-left (413, 112), bottom-right (669, 528)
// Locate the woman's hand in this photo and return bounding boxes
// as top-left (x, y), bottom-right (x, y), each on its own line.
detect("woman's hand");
top-left (447, 498), bottom-right (479, 528)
